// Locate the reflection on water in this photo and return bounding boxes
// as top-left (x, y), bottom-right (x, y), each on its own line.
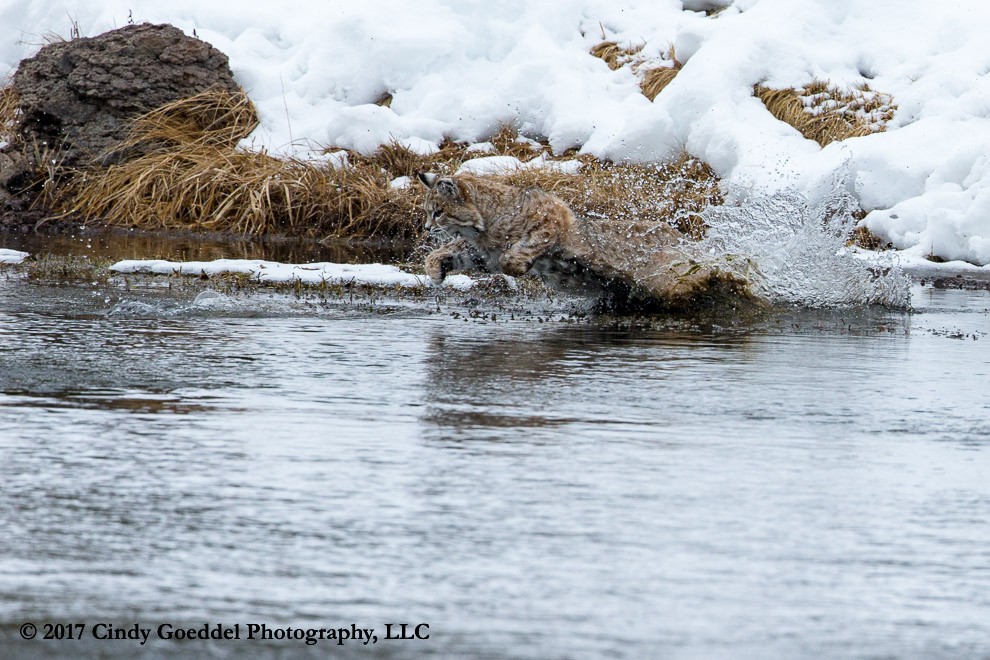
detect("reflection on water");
top-left (2, 230), bottom-right (412, 265)
top-left (0, 280), bottom-right (989, 658)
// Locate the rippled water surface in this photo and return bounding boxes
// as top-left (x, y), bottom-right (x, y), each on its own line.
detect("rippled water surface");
top-left (1, 276), bottom-right (989, 658)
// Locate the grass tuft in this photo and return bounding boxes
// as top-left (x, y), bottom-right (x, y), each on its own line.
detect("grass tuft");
top-left (115, 86), bottom-right (260, 151)
top-left (24, 254), bottom-right (111, 283)
top-left (850, 225), bottom-right (892, 251)
top-left (0, 85), bottom-right (18, 140)
top-left (55, 88), bottom-right (420, 238)
top-left (589, 41), bottom-right (643, 71)
top-left (755, 80), bottom-right (895, 146)
top-left (640, 46), bottom-right (683, 101)
top-left (591, 41), bottom-right (683, 101)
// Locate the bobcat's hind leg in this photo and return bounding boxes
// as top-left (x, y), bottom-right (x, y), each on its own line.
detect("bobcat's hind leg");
top-left (426, 238), bottom-right (487, 282)
top-left (498, 224), bottom-right (559, 277)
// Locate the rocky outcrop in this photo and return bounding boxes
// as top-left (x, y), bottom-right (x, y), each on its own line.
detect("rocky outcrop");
top-left (2, 23), bottom-right (244, 229)
top-left (11, 23), bottom-right (241, 169)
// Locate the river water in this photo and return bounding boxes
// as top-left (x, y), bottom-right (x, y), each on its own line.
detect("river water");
top-left (1, 266), bottom-right (989, 658)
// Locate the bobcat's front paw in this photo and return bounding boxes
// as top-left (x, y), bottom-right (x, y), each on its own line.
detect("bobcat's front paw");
top-left (425, 250), bottom-right (453, 283)
top-left (498, 252), bottom-right (533, 277)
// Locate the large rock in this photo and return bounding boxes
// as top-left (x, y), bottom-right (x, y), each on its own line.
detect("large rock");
top-left (11, 23), bottom-right (241, 168)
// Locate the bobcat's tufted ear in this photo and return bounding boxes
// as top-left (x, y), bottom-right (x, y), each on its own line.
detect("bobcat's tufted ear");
top-left (416, 172), bottom-right (439, 189)
top-left (436, 177), bottom-right (460, 201)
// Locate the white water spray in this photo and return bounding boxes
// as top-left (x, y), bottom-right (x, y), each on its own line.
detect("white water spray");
top-left (696, 173), bottom-right (911, 309)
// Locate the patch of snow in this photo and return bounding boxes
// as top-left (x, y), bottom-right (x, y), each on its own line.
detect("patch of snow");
top-left (0, 248), bottom-right (30, 264)
top-left (390, 175), bottom-right (412, 190)
top-left (108, 258), bottom-right (475, 289)
top-left (465, 141), bottom-right (496, 154)
top-left (456, 153), bottom-right (582, 176)
top-left (321, 150), bottom-right (349, 169)
top-left (456, 156), bottom-right (526, 175)
top-left (522, 152), bottom-right (583, 174)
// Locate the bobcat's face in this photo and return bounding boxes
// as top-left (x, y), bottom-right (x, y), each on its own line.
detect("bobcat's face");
top-left (417, 172), bottom-right (485, 236)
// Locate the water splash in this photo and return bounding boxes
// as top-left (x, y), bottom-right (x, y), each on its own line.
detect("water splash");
top-left (107, 301), bottom-right (163, 317)
top-left (107, 291), bottom-right (237, 318)
top-left (696, 175), bottom-right (911, 309)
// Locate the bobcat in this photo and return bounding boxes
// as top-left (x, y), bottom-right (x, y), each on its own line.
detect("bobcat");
top-left (416, 171), bottom-right (755, 309)
top-left (417, 172), bottom-right (583, 282)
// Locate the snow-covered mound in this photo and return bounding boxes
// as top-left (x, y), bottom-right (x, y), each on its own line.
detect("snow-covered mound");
top-left (3, 0), bottom-right (990, 265)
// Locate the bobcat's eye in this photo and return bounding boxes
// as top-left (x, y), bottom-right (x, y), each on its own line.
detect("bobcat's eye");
top-left (432, 209), bottom-right (444, 220)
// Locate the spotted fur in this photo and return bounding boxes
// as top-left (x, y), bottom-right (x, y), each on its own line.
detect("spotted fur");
top-left (417, 172), bottom-right (581, 282)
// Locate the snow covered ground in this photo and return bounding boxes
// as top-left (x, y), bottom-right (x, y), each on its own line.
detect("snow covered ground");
top-left (2, 0), bottom-right (990, 268)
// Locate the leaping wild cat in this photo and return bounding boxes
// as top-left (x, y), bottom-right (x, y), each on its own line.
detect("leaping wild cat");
top-left (417, 172), bottom-right (585, 283)
top-left (416, 171), bottom-right (755, 309)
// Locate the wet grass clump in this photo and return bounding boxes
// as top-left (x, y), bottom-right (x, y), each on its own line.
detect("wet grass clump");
top-left (22, 254), bottom-right (112, 284)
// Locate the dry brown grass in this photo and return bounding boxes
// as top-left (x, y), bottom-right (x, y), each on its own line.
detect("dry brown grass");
top-left (349, 124), bottom-right (548, 179)
top-left (119, 86), bottom-right (259, 150)
top-left (0, 85), bottom-right (18, 141)
top-left (374, 91), bottom-right (393, 108)
top-left (59, 145), bottom-right (414, 237)
top-left (349, 137), bottom-right (466, 179)
top-left (52, 88), bottom-right (721, 241)
top-left (640, 46), bottom-right (683, 101)
top-left (590, 41), bottom-right (643, 71)
top-left (55, 88), bottom-right (420, 238)
top-left (485, 124), bottom-right (548, 160)
top-left (351, 123), bottom-right (719, 238)
top-left (591, 41), bottom-right (683, 102)
top-left (850, 225), bottom-right (892, 251)
top-left (755, 80), bottom-right (895, 146)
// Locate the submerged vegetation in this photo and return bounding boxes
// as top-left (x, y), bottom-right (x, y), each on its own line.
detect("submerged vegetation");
top-left (21, 254), bottom-right (112, 283)
top-left (755, 80), bottom-right (896, 147)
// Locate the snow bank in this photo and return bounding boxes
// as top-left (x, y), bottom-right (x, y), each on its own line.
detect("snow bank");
top-left (3, 1), bottom-right (990, 263)
top-left (108, 258), bottom-right (475, 290)
top-left (0, 248), bottom-right (29, 264)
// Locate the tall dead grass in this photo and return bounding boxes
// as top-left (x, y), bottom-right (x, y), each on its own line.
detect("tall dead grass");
top-left (53, 88), bottom-right (721, 240)
top-left (0, 85), bottom-right (18, 141)
top-left (755, 80), bottom-right (895, 146)
top-left (56, 88), bottom-right (420, 238)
